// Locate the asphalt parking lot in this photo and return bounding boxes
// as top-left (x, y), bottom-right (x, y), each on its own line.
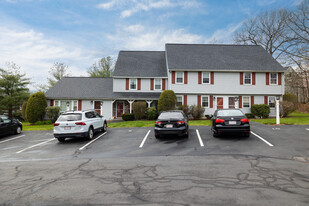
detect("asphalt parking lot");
top-left (0, 122), bottom-right (308, 205)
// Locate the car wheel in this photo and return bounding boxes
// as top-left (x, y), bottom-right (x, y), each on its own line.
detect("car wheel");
top-left (15, 126), bottom-right (22, 134)
top-left (102, 122), bottom-right (107, 132)
top-left (184, 129), bottom-right (189, 138)
top-left (87, 127), bottom-right (94, 140)
top-left (57, 137), bottom-right (65, 142)
top-left (212, 130), bottom-right (219, 138)
top-left (155, 134), bottom-right (160, 139)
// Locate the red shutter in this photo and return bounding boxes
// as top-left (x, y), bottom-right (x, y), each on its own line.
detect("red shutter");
top-left (184, 71), bottom-right (188, 84)
top-left (162, 79), bottom-right (165, 90)
top-left (198, 72), bottom-right (202, 84)
top-left (78, 100), bottom-right (82, 111)
top-left (172, 71), bottom-right (175, 84)
top-left (210, 95), bottom-right (213, 108)
top-left (197, 95), bottom-right (201, 106)
top-left (126, 78), bottom-right (129, 90)
top-left (138, 78), bottom-right (141, 90)
top-left (239, 96), bottom-right (242, 108)
top-left (240, 72), bottom-right (243, 85)
top-left (278, 73), bottom-right (282, 85)
top-left (266, 73), bottom-right (269, 85)
top-left (184, 95), bottom-right (187, 106)
top-left (50, 99), bottom-right (54, 106)
top-left (150, 78), bottom-right (154, 90)
top-left (264, 96), bottom-right (268, 105)
top-left (252, 72), bottom-right (256, 85)
top-left (211, 72), bottom-right (214, 84)
top-left (251, 96), bottom-right (254, 106)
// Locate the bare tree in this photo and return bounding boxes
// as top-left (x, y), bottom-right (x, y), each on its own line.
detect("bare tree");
top-left (47, 62), bottom-right (70, 87)
top-left (87, 56), bottom-right (114, 77)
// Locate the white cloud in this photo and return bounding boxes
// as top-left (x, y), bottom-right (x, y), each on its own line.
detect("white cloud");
top-left (97, 0), bottom-right (200, 18)
top-left (0, 25), bottom-right (97, 90)
top-left (108, 24), bottom-right (201, 50)
top-left (204, 22), bottom-right (243, 44)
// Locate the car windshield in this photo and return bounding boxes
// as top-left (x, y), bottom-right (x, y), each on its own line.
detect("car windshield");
top-left (58, 113), bottom-right (82, 121)
top-left (158, 112), bottom-right (183, 120)
top-left (217, 110), bottom-right (244, 117)
top-left (0, 116), bottom-right (11, 123)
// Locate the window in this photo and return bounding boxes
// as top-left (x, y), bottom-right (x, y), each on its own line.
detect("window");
top-left (57, 100), bottom-right (78, 112)
top-left (202, 96), bottom-right (209, 108)
top-left (176, 72), bottom-right (184, 84)
top-left (202, 72), bottom-right (210, 84)
top-left (55, 100), bottom-right (59, 107)
top-left (243, 96), bottom-right (250, 108)
top-left (73, 100), bottom-right (78, 111)
top-left (244, 73), bottom-right (251, 85)
top-left (268, 96), bottom-right (276, 108)
top-left (130, 79), bottom-right (137, 90)
top-left (176, 95), bottom-right (183, 106)
top-left (270, 73), bottom-right (277, 85)
top-left (154, 79), bottom-right (161, 90)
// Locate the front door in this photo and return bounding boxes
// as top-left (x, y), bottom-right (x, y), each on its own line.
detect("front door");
top-left (217, 97), bottom-right (223, 109)
top-left (94, 101), bottom-right (101, 115)
top-left (229, 97), bottom-right (235, 108)
top-left (117, 101), bottom-right (124, 117)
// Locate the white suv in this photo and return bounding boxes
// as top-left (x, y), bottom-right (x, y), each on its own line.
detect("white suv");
top-left (53, 110), bottom-right (107, 142)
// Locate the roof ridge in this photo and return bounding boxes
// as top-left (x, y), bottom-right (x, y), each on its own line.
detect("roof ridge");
top-left (165, 43), bottom-right (261, 47)
top-left (119, 50), bottom-right (165, 52)
top-left (63, 77), bottom-right (113, 79)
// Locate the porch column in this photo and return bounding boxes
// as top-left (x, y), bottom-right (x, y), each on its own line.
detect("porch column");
top-left (146, 100), bottom-right (153, 108)
top-left (111, 100), bottom-right (116, 119)
top-left (128, 100), bottom-right (135, 114)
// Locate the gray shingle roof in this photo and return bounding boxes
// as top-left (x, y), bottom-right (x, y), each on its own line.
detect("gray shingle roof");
top-left (165, 44), bottom-right (285, 72)
top-left (45, 77), bottom-right (161, 100)
top-left (114, 51), bottom-right (167, 77)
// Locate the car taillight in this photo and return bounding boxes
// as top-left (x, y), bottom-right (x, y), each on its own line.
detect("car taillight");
top-left (155, 121), bottom-right (162, 125)
top-left (53, 123), bottom-right (60, 126)
top-left (75, 122), bottom-right (86, 125)
top-left (177, 121), bottom-right (185, 124)
top-left (240, 118), bottom-right (249, 123)
top-left (215, 119), bottom-right (225, 123)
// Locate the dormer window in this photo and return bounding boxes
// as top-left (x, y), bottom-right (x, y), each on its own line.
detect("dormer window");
top-left (176, 72), bottom-right (184, 84)
top-left (130, 79), bottom-right (137, 90)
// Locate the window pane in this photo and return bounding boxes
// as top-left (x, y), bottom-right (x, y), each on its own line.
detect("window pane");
top-left (176, 96), bottom-right (183, 106)
top-left (130, 79), bottom-right (137, 89)
top-left (203, 72), bottom-right (209, 84)
top-left (202, 96), bottom-right (209, 107)
top-left (244, 73), bottom-right (251, 84)
top-left (73, 101), bottom-right (78, 111)
top-left (270, 73), bottom-right (277, 84)
top-left (60, 101), bottom-right (68, 111)
top-left (155, 79), bottom-right (161, 90)
top-left (269, 96), bottom-right (275, 107)
top-left (176, 72), bottom-right (183, 83)
top-left (243, 97), bottom-right (250, 107)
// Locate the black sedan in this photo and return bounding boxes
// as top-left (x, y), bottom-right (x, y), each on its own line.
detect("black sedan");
top-left (154, 110), bottom-right (189, 138)
top-left (0, 115), bottom-right (22, 136)
top-left (211, 109), bottom-right (250, 137)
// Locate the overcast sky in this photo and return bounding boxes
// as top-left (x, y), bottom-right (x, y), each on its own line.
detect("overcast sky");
top-left (0, 0), bottom-right (302, 90)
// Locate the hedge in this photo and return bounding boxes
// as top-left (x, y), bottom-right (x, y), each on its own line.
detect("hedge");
top-left (26, 92), bottom-right (47, 124)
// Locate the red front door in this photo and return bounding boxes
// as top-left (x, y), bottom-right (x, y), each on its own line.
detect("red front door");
top-left (217, 97), bottom-right (223, 109)
top-left (94, 101), bottom-right (101, 115)
top-left (117, 102), bottom-right (124, 117)
top-left (229, 97), bottom-right (235, 108)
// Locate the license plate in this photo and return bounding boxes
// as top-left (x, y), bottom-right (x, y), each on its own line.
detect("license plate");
top-left (165, 124), bottom-right (173, 128)
top-left (229, 121), bottom-right (236, 125)
top-left (64, 126), bottom-right (71, 130)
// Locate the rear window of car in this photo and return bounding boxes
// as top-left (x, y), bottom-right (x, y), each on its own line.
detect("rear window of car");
top-left (158, 112), bottom-right (184, 119)
top-left (58, 113), bottom-right (82, 121)
top-left (217, 110), bottom-right (244, 117)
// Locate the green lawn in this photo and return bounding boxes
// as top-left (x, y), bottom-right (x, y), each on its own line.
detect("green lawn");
top-left (22, 122), bottom-right (54, 131)
top-left (250, 112), bottom-right (309, 125)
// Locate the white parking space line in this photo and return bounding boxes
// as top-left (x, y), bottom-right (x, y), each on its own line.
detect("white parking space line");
top-left (306, 128), bottom-right (309, 131)
top-left (195, 129), bottom-right (204, 147)
top-left (79, 132), bottom-right (107, 151)
top-left (0, 135), bottom-right (25, 144)
top-left (251, 131), bottom-right (274, 147)
top-left (139, 130), bottom-right (151, 148)
top-left (16, 138), bottom-right (55, 154)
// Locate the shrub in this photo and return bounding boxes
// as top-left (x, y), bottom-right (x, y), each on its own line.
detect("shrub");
top-left (146, 107), bottom-right (157, 120)
top-left (158, 90), bottom-right (177, 113)
top-left (251, 104), bottom-right (270, 118)
top-left (178, 105), bottom-right (190, 116)
top-left (46, 106), bottom-right (60, 123)
top-left (280, 101), bottom-right (295, 117)
top-left (122, 113), bottom-right (135, 121)
top-left (21, 101), bottom-right (27, 121)
top-left (26, 92), bottom-right (47, 124)
top-left (13, 111), bottom-right (22, 121)
top-left (245, 113), bottom-right (255, 119)
top-left (189, 105), bottom-right (205, 120)
top-left (133, 102), bottom-right (147, 120)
